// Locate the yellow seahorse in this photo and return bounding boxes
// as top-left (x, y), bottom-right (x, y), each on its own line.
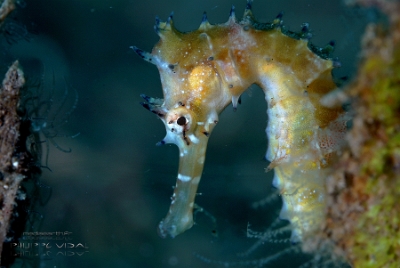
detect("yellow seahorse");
top-left (133, 0), bottom-right (347, 242)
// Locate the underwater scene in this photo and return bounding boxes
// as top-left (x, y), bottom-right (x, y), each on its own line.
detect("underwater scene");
top-left (1, 0), bottom-right (399, 267)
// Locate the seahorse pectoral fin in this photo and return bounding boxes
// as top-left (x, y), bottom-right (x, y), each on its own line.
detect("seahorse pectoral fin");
top-left (157, 138), bottom-right (208, 238)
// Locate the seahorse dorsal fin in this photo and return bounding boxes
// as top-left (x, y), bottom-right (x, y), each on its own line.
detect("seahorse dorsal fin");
top-left (272, 11), bottom-right (284, 26)
top-left (154, 12), bottom-right (177, 38)
top-left (245, 0), bottom-right (253, 13)
top-left (226, 5), bottom-right (236, 25)
top-left (199, 12), bottom-right (212, 30)
top-left (241, 0), bottom-right (255, 25)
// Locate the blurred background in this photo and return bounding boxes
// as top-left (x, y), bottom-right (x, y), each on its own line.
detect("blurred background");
top-left (2, 0), bottom-right (372, 267)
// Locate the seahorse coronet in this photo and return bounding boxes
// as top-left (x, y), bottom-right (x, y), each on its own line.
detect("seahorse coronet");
top-left (135, 1), bottom-right (347, 241)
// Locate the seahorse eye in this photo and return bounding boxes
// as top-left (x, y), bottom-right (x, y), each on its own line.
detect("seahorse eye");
top-left (177, 116), bottom-right (187, 126)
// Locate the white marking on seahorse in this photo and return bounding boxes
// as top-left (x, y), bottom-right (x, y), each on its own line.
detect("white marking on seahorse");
top-left (178, 174), bottom-right (191, 182)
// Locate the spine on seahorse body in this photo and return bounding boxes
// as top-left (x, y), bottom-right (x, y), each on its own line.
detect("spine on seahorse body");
top-left (133, 0), bottom-right (347, 241)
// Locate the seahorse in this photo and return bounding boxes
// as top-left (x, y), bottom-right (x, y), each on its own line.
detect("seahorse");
top-left (133, 0), bottom-right (347, 242)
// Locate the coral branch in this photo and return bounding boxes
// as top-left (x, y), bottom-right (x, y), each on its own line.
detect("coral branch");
top-left (0, 61), bottom-right (25, 260)
top-left (308, 1), bottom-right (400, 267)
top-left (0, 0), bottom-right (15, 25)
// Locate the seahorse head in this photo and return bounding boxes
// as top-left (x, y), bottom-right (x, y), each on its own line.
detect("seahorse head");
top-left (136, 14), bottom-right (240, 142)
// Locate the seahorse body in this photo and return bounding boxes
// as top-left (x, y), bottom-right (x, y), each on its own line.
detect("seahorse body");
top-left (134, 1), bottom-right (346, 241)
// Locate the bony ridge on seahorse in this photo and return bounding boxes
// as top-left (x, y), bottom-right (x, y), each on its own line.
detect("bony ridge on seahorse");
top-left (133, 0), bottom-right (347, 241)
